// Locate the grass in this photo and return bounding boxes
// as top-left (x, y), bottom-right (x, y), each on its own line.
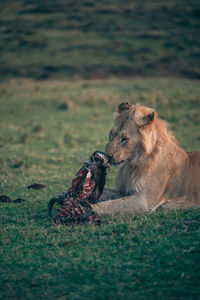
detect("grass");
top-left (0, 0), bottom-right (200, 79)
top-left (0, 77), bottom-right (200, 299)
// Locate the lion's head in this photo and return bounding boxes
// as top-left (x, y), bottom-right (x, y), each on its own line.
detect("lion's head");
top-left (105, 103), bottom-right (157, 165)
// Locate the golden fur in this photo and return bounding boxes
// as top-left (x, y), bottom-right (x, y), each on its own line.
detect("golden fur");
top-left (92, 103), bottom-right (200, 215)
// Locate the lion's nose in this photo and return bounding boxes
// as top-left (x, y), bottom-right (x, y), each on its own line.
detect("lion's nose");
top-left (105, 143), bottom-right (113, 155)
top-left (104, 147), bottom-right (111, 156)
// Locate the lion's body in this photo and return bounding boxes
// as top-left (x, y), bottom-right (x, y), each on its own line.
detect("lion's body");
top-left (92, 103), bottom-right (200, 215)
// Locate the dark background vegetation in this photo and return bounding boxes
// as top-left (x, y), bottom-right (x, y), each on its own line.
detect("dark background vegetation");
top-left (0, 0), bottom-right (200, 80)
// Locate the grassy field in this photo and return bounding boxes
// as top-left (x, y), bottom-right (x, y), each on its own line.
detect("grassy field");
top-left (0, 78), bottom-right (200, 299)
top-left (0, 0), bottom-right (200, 79)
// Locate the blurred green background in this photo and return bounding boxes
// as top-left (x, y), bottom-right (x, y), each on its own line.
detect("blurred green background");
top-left (0, 0), bottom-right (200, 80)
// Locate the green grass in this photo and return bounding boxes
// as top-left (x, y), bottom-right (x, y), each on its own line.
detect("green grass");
top-left (0, 0), bottom-right (200, 79)
top-left (0, 78), bottom-right (200, 299)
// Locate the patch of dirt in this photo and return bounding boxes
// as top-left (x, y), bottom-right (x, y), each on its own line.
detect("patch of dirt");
top-left (13, 198), bottom-right (26, 203)
top-left (27, 183), bottom-right (46, 189)
top-left (0, 195), bottom-right (26, 203)
top-left (0, 195), bottom-right (11, 202)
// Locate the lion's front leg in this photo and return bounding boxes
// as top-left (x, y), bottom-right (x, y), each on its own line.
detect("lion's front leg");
top-left (91, 194), bottom-right (149, 216)
top-left (98, 188), bottom-right (122, 202)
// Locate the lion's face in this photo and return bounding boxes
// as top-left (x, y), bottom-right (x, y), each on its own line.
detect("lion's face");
top-left (105, 103), bottom-right (155, 165)
top-left (105, 116), bottom-right (140, 165)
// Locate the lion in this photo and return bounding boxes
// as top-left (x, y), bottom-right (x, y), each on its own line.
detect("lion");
top-left (91, 103), bottom-right (200, 215)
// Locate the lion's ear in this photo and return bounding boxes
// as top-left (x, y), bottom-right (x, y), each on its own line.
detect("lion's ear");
top-left (115, 102), bottom-right (131, 118)
top-left (135, 109), bottom-right (155, 127)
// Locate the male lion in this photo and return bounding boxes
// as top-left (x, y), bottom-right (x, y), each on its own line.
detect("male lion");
top-left (91, 103), bottom-right (200, 215)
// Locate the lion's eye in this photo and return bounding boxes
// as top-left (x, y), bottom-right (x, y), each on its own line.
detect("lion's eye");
top-left (121, 137), bottom-right (129, 144)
